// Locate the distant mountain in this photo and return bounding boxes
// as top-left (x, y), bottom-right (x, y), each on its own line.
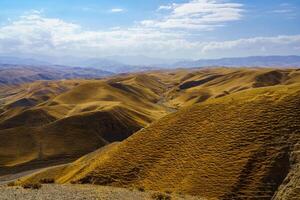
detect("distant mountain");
top-left (0, 56), bottom-right (51, 66)
top-left (79, 58), bottom-right (158, 73)
top-left (80, 55), bottom-right (300, 71)
top-left (0, 64), bottom-right (113, 85)
top-left (104, 55), bottom-right (180, 66)
top-left (1, 55), bottom-right (300, 74)
top-left (173, 55), bottom-right (300, 68)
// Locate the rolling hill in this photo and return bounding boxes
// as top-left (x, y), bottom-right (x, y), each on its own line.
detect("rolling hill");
top-left (1, 68), bottom-right (300, 171)
top-left (18, 83), bottom-right (300, 200)
top-left (0, 74), bottom-right (170, 173)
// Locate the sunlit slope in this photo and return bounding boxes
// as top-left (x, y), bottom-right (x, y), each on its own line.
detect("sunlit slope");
top-left (22, 83), bottom-right (300, 199)
top-left (0, 81), bottom-right (78, 124)
top-left (151, 68), bottom-right (300, 107)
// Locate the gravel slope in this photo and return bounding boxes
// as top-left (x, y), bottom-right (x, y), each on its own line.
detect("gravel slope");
top-left (0, 184), bottom-right (204, 200)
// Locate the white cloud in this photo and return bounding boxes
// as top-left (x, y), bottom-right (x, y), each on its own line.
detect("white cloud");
top-left (0, 10), bottom-right (299, 59)
top-left (110, 8), bottom-right (124, 13)
top-left (200, 35), bottom-right (300, 57)
top-left (272, 9), bottom-right (293, 14)
top-left (144, 0), bottom-right (244, 30)
top-left (158, 5), bottom-right (174, 11)
top-left (32, 10), bottom-right (43, 14)
top-left (271, 3), bottom-right (297, 19)
top-left (0, 13), bottom-right (185, 57)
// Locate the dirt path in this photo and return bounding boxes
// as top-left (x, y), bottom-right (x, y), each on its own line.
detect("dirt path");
top-left (0, 164), bottom-right (68, 185)
top-left (156, 90), bottom-right (178, 113)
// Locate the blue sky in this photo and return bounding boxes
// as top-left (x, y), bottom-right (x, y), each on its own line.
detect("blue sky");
top-left (0, 0), bottom-right (299, 59)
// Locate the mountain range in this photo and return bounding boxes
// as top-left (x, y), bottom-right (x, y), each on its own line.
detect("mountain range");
top-left (1, 55), bottom-right (300, 74)
top-left (0, 64), bottom-right (113, 85)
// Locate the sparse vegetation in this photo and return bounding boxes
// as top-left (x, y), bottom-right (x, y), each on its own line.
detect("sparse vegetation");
top-left (22, 183), bottom-right (42, 190)
top-left (151, 192), bottom-right (172, 200)
top-left (39, 178), bottom-right (55, 184)
top-left (7, 182), bottom-right (15, 187)
top-left (137, 186), bottom-right (145, 192)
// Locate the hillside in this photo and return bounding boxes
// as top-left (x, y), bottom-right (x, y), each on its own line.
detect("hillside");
top-left (19, 83), bottom-right (300, 199)
top-left (150, 68), bottom-right (300, 107)
top-left (0, 74), bottom-right (169, 172)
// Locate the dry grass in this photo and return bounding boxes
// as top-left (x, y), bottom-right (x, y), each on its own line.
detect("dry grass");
top-left (18, 82), bottom-right (300, 199)
top-left (0, 75), bottom-right (169, 168)
top-left (22, 183), bottom-right (42, 190)
top-left (152, 192), bottom-right (172, 200)
top-left (39, 178), bottom-right (55, 184)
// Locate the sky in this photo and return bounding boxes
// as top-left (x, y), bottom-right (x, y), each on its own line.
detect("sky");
top-left (0, 0), bottom-right (299, 60)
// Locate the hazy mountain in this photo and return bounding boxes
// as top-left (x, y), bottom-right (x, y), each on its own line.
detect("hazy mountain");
top-left (1, 55), bottom-right (300, 74)
top-left (75, 58), bottom-right (159, 73)
top-left (173, 55), bottom-right (300, 68)
top-left (104, 55), bottom-right (180, 66)
top-left (0, 64), bottom-right (113, 85)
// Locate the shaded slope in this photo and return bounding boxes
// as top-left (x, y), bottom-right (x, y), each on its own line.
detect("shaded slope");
top-left (0, 109), bottom-right (56, 130)
top-left (21, 83), bottom-right (300, 199)
top-left (0, 107), bottom-right (143, 168)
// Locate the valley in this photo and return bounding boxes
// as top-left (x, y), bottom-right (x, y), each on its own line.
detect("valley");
top-left (0, 67), bottom-right (300, 199)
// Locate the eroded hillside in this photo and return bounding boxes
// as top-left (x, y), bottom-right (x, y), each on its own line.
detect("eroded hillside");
top-left (1, 68), bottom-right (300, 185)
top-left (0, 74), bottom-right (169, 171)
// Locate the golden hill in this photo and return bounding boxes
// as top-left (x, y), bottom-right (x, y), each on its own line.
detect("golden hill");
top-left (149, 68), bottom-right (300, 107)
top-left (0, 74), bottom-right (169, 170)
top-left (1, 67), bottom-right (300, 182)
top-left (19, 83), bottom-right (300, 199)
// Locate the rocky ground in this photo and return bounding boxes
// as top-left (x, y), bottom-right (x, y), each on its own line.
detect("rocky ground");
top-left (0, 184), bottom-right (204, 200)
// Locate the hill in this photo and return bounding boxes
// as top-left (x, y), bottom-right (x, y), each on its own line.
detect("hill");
top-left (150, 68), bottom-right (300, 107)
top-left (18, 83), bottom-right (300, 199)
top-left (0, 74), bottom-right (169, 172)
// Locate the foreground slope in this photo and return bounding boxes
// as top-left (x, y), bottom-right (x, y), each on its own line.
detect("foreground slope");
top-left (20, 83), bottom-right (300, 199)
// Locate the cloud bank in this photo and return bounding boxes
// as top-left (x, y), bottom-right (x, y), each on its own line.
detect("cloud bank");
top-left (144, 0), bottom-right (244, 30)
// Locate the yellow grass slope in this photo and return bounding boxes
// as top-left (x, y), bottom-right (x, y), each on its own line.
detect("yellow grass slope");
top-left (0, 75), bottom-right (169, 168)
top-left (154, 68), bottom-right (300, 108)
top-left (21, 83), bottom-right (300, 199)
